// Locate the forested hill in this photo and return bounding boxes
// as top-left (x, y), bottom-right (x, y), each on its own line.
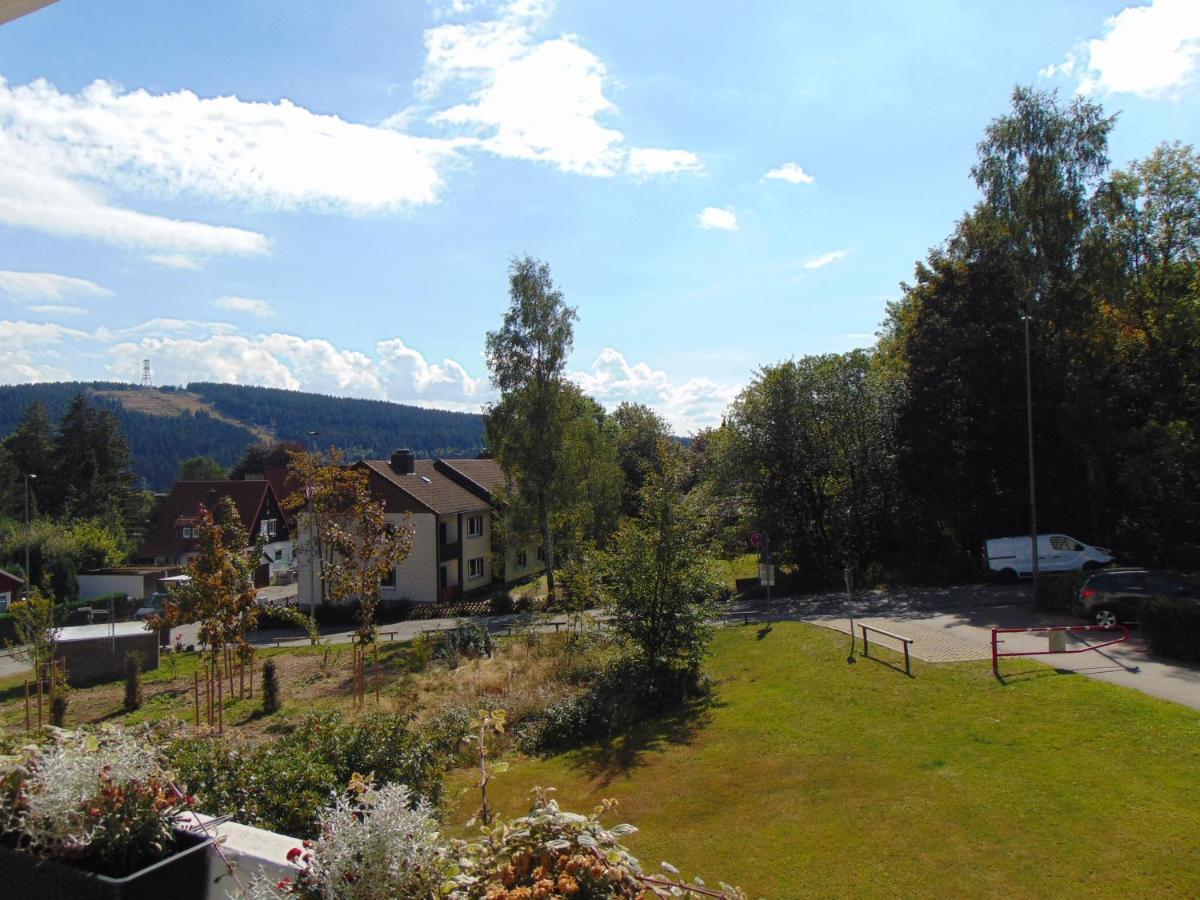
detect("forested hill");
top-left (0, 382), bottom-right (486, 490)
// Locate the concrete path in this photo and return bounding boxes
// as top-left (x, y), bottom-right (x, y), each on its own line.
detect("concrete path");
top-left (777, 593), bottom-right (1200, 712)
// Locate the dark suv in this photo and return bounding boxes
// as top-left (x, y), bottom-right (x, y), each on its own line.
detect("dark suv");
top-left (1074, 568), bottom-right (1198, 627)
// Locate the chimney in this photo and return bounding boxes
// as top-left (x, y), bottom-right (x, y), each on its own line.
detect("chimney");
top-left (390, 449), bottom-right (415, 475)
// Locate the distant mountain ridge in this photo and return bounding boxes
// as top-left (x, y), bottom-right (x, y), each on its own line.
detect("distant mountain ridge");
top-left (0, 381), bottom-right (486, 490)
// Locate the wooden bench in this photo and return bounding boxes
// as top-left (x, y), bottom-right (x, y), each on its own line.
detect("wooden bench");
top-left (858, 623), bottom-right (914, 676)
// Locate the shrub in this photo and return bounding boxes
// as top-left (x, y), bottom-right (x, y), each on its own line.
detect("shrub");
top-left (1035, 573), bottom-right (1080, 612)
top-left (489, 588), bottom-right (515, 616)
top-left (172, 711), bottom-right (444, 839)
top-left (49, 686), bottom-right (69, 727)
top-left (123, 651), bottom-right (143, 712)
top-left (262, 659), bottom-right (281, 714)
top-left (435, 621), bottom-right (494, 663)
top-left (1140, 597), bottom-right (1200, 661)
top-left (0, 725), bottom-right (191, 878)
top-left (248, 782), bottom-right (447, 900)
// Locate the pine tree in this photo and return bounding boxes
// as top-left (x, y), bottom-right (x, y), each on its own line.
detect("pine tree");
top-left (1, 401), bottom-right (55, 517)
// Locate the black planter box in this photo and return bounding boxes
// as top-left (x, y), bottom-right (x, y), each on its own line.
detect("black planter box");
top-left (0, 826), bottom-right (212, 900)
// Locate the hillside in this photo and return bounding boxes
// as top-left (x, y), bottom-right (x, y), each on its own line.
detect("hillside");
top-left (0, 382), bottom-right (486, 490)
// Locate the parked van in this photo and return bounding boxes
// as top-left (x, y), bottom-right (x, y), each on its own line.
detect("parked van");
top-left (984, 534), bottom-right (1113, 582)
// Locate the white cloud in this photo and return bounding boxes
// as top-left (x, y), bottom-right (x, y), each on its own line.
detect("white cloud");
top-left (570, 347), bottom-right (738, 433)
top-left (1043, 0), bottom-right (1200, 97)
top-left (418, 2), bottom-right (699, 177)
top-left (99, 323), bottom-right (489, 410)
top-left (697, 206), bottom-right (738, 230)
top-left (627, 148), bottom-right (703, 176)
top-left (378, 337), bottom-right (488, 408)
top-left (29, 304), bottom-right (89, 316)
top-left (763, 162), bottom-right (814, 184)
top-left (0, 270), bottom-right (112, 301)
top-left (803, 248), bottom-right (851, 269)
top-left (0, 320), bottom-right (89, 382)
top-left (147, 254), bottom-right (201, 270)
top-left (215, 296), bottom-right (275, 318)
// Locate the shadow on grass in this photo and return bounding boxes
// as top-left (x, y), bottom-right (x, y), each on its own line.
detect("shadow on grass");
top-left (755, 623), bottom-right (773, 640)
top-left (993, 664), bottom-right (1078, 685)
top-left (565, 692), bottom-right (723, 788)
top-left (858, 650), bottom-right (915, 679)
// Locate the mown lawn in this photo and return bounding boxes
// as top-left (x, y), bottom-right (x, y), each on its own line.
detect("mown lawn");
top-left (452, 622), bottom-right (1200, 898)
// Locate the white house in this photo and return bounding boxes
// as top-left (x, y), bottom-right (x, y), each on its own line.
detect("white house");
top-left (297, 450), bottom-right (544, 607)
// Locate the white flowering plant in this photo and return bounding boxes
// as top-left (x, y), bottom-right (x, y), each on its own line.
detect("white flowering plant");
top-left (0, 725), bottom-right (193, 877)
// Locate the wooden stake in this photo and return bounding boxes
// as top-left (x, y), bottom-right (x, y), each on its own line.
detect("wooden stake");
top-left (248, 648), bottom-right (254, 699)
top-left (374, 643), bottom-right (380, 704)
top-left (36, 669), bottom-right (43, 728)
top-left (194, 670), bottom-right (200, 727)
top-left (217, 666), bottom-right (224, 734)
top-left (24, 680), bottom-right (30, 732)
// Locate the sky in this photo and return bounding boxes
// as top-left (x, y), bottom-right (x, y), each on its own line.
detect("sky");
top-left (1, 0), bottom-right (1198, 433)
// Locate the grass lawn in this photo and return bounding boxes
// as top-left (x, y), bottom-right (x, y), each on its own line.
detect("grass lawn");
top-left (451, 622), bottom-right (1200, 898)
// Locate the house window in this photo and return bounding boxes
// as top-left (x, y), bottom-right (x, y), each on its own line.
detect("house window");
top-left (517, 549), bottom-right (528, 568)
top-left (382, 567), bottom-right (397, 588)
top-left (261, 519), bottom-right (277, 539)
top-left (468, 514), bottom-right (484, 537)
top-left (274, 549), bottom-right (283, 561)
top-left (180, 526), bottom-right (194, 539)
top-left (536, 544), bottom-right (546, 562)
top-left (468, 557), bottom-right (485, 580)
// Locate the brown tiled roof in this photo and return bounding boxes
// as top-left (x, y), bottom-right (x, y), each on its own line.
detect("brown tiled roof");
top-left (360, 459), bottom-right (490, 515)
top-left (434, 458), bottom-right (506, 503)
top-left (140, 480), bottom-right (278, 559)
top-left (0, 568), bottom-right (22, 592)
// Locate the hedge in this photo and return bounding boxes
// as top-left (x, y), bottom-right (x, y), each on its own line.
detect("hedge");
top-left (1140, 597), bottom-right (1200, 662)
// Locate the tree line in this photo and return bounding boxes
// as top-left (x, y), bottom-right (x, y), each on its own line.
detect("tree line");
top-left (489, 87), bottom-right (1200, 592)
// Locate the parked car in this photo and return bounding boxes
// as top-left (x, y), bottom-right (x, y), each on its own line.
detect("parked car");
top-left (1073, 568), bottom-right (1198, 627)
top-left (984, 533), bottom-right (1114, 582)
top-left (133, 593), bottom-right (167, 621)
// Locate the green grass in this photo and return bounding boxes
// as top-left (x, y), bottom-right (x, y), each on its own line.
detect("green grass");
top-left (453, 622), bottom-right (1200, 898)
top-left (716, 553), bottom-right (760, 590)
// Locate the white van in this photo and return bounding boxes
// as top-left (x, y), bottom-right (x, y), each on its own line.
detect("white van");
top-left (984, 534), bottom-right (1113, 582)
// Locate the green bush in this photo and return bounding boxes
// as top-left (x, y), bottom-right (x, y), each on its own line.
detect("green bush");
top-left (261, 659), bottom-right (280, 714)
top-left (1035, 573), bottom-right (1081, 612)
top-left (434, 621), bottom-right (494, 663)
top-left (488, 588), bottom-right (515, 616)
top-left (123, 651), bottom-right (142, 712)
top-left (1140, 597), bottom-right (1200, 661)
top-left (171, 711), bottom-right (444, 838)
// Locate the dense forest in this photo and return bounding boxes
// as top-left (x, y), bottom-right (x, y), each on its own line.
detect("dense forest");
top-left (188, 383), bottom-right (486, 462)
top-left (0, 382), bottom-right (485, 490)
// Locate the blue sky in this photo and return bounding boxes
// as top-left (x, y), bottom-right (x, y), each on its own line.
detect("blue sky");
top-left (1, 0), bottom-right (1198, 431)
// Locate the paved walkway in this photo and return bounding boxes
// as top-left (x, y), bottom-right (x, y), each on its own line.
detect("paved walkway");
top-left (808, 616), bottom-right (991, 662)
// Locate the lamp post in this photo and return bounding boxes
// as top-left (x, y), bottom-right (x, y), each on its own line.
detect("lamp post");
top-left (1021, 314), bottom-right (1038, 593)
top-left (23, 473), bottom-right (37, 601)
top-left (305, 432), bottom-right (320, 626)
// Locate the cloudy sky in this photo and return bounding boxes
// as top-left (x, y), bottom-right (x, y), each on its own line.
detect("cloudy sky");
top-left (1, 0), bottom-right (1198, 431)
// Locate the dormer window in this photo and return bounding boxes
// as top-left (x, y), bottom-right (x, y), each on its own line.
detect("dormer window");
top-left (260, 519), bottom-right (277, 539)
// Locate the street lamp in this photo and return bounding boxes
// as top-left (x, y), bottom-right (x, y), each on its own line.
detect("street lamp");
top-left (23, 473), bottom-right (37, 601)
top-left (305, 431), bottom-right (320, 626)
top-left (1020, 314), bottom-right (1039, 592)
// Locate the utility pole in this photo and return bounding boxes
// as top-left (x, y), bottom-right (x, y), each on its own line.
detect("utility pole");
top-left (23, 473), bottom-right (36, 600)
top-left (306, 431), bottom-right (320, 627)
top-left (1022, 314), bottom-right (1039, 594)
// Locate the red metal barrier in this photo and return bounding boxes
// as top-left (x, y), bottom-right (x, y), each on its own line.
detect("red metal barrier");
top-left (991, 623), bottom-right (1130, 677)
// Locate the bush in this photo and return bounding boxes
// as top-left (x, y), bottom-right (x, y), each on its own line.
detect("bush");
top-left (171, 711), bottom-right (444, 838)
top-left (1035, 572), bottom-right (1080, 612)
top-left (434, 621), bottom-right (494, 663)
top-left (49, 687), bottom-right (69, 727)
top-left (123, 651), bottom-right (143, 713)
top-left (261, 659), bottom-right (280, 714)
top-left (521, 655), bottom-right (705, 754)
top-left (1140, 597), bottom-right (1200, 661)
top-left (488, 589), bottom-right (515, 616)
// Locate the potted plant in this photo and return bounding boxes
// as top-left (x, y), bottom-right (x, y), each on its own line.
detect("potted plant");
top-left (0, 725), bottom-right (212, 900)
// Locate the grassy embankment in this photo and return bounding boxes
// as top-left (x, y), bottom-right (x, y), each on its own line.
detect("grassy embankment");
top-left (450, 623), bottom-right (1200, 898)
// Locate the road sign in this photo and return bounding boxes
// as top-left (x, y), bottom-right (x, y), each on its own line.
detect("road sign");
top-left (758, 563), bottom-right (775, 586)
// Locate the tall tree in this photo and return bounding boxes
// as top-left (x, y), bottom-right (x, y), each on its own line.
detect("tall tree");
top-left (49, 395), bottom-right (135, 522)
top-left (179, 456), bottom-right (226, 481)
top-left (322, 466), bottom-right (413, 642)
top-left (608, 401), bottom-right (674, 517)
top-left (485, 256), bottom-right (579, 600)
top-left (1, 401), bottom-right (55, 517)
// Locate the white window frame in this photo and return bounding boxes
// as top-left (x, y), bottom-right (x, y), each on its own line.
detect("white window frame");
top-left (468, 514), bottom-right (484, 538)
top-left (468, 557), bottom-right (485, 580)
top-left (261, 519), bottom-right (277, 539)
